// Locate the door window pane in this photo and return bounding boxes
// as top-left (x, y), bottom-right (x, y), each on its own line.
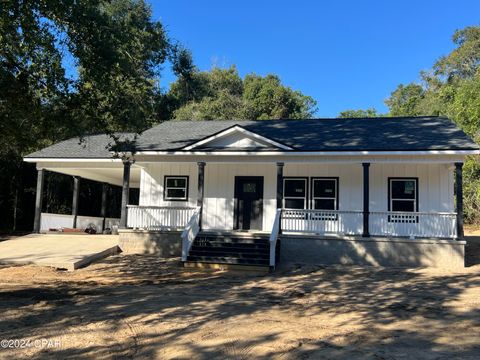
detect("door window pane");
top-left (243, 183), bottom-right (256, 193)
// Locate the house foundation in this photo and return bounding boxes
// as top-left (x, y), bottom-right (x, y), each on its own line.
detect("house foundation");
top-left (118, 229), bottom-right (182, 256)
top-left (280, 235), bottom-right (466, 268)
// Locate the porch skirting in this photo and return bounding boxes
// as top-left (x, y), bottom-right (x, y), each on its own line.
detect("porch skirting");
top-left (118, 229), bottom-right (181, 256)
top-left (280, 236), bottom-right (466, 269)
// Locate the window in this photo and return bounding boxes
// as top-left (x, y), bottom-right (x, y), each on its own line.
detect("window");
top-left (164, 176), bottom-right (189, 201)
top-left (311, 178), bottom-right (338, 220)
top-left (283, 178), bottom-right (307, 209)
top-left (389, 178), bottom-right (418, 222)
top-left (311, 178), bottom-right (338, 210)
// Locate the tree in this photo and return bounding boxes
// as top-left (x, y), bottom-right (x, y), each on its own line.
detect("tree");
top-left (384, 83), bottom-right (425, 116)
top-left (170, 66), bottom-right (317, 120)
top-left (382, 25), bottom-right (480, 223)
top-left (338, 108), bottom-right (379, 118)
top-left (0, 0), bottom-right (185, 231)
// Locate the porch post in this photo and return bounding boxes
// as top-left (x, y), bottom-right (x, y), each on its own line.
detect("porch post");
top-left (72, 176), bottom-right (81, 228)
top-left (455, 162), bottom-right (464, 240)
top-left (276, 162), bottom-right (284, 209)
top-left (101, 183), bottom-right (108, 232)
top-left (33, 169), bottom-right (45, 233)
top-left (120, 160), bottom-right (132, 229)
top-left (197, 161), bottom-right (206, 230)
top-left (362, 163), bottom-right (370, 237)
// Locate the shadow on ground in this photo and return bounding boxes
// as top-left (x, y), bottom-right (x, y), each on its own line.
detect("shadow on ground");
top-left (0, 243), bottom-right (479, 359)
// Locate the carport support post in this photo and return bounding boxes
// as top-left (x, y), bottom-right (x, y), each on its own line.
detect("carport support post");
top-left (33, 169), bottom-right (45, 233)
top-left (72, 176), bottom-right (81, 228)
top-left (120, 160), bottom-right (132, 229)
top-left (455, 162), bottom-right (464, 240)
top-left (362, 163), bottom-right (370, 237)
top-left (101, 183), bottom-right (108, 232)
top-left (197, 162), bottom-right (206, 230)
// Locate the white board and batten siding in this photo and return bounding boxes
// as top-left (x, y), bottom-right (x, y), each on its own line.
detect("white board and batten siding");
top-left (139, 162), bottom-right (455, 233)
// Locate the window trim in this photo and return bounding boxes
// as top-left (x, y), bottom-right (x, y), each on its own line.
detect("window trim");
top-left (388, 177), bottom-right (419, 223)
top-left (283, 177), bottom-right (308, 209)
top-left (163, 175), bottom-right (189, 201)
top-left (310, 177), bottom-right (339, 211)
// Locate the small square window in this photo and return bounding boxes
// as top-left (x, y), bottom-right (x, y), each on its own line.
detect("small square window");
top-left (164, 176), bottom-right (189, 201)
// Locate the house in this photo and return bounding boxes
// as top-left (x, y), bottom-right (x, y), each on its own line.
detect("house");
top-left (24, 116), bottom-right (479, 269)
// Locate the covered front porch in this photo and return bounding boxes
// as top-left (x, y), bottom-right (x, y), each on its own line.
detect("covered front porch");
top-left (27, 155), bottom-right (467, 269)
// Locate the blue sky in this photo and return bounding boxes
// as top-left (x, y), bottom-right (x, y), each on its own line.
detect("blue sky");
top-left (151, 0), bottom-right (480, 117)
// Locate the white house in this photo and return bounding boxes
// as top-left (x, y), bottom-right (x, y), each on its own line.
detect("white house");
top-left (24, 116), bottom-right (479, 269)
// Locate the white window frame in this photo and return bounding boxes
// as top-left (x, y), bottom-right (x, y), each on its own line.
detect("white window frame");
top-left (164, 176), bottom-right (189, 201)
top-left (311, 178), bottom-right (338, 211)
top-left (283, 178), bottom-right (308, 209)
top-left (389, 178), bottom-right (418, 223)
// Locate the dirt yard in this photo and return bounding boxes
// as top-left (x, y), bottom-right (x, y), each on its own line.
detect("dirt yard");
top-left (0, 237), bottom-right (479, 359)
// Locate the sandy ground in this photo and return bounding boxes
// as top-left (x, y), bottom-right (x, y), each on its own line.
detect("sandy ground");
top-left (0, 237), bottom-right (479, 359)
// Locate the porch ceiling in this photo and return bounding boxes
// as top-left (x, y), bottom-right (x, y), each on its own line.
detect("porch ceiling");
top-left (35, 161), bottom-right (141, 188)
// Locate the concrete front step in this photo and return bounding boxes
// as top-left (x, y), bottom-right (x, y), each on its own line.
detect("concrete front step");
top-left (183, 261), bottom-right (270, 272)
top-left (189, 250), bottom-right (269, 260)
top-left (186, 255), bottom-right (269, 266)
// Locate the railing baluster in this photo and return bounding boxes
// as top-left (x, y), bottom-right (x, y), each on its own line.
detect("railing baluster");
top-left (279, 209), bottom-right (456, 239)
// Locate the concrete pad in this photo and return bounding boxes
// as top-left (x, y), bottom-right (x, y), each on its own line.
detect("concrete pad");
top-left (0, 234), bottom-right (120, 271)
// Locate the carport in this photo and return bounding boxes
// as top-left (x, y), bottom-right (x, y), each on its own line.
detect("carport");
top-left (0, 233), bottom-right (120, 271)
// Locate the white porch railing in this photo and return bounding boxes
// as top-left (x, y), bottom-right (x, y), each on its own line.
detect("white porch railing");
top-left (269, 209), bottom-right (282, 269)
top-left (281, 209), bottom-right (457, 239)
top-left (369, 211), bottom-right (457, 239)
top-left (127, 205), bottom-right (197, 230)
top-left (181, 207), bottom-right (201, 261)
top-left (281, 209), bottom-right (363, 235)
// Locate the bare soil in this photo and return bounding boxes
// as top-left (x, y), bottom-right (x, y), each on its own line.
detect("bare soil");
top-left (0, 236), bottom-right (479, 359)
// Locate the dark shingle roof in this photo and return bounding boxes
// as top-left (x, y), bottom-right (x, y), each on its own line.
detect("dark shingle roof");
top-left (25, 133), bottom-right (135, 158)
top-left (25, 116), bottom-right (479, 158)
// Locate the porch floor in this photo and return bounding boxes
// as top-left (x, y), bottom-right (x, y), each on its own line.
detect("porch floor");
top-left (0, 233), bottom-right (120, 271)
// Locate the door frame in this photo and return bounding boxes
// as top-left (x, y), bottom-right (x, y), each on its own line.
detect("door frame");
top-left (233, 176), bottom-right (264, 231)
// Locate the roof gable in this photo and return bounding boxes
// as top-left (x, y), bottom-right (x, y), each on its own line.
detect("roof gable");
top-left (182, 125), bottom-right (294, 151)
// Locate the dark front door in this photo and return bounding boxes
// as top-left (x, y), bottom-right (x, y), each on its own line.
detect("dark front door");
top-left (234, 176), bottom-right (264, 230)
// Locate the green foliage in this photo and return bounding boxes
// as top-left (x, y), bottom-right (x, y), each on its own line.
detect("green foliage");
top-left (0, 0), bottom-right (185, 230)
top-left (170, 66), bottom-right (317, 120)
top-left (383, 25), bottom-right (480, 223)
top-left (384, 83), bottom-right (425, 116)
top-left (338, 108), bottom-right (380, 118)
top-left (463, 158), bottom-right (480, 223)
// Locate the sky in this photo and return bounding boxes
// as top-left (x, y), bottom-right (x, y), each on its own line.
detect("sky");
top-left (150, 0), bottom-right (480, 117)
